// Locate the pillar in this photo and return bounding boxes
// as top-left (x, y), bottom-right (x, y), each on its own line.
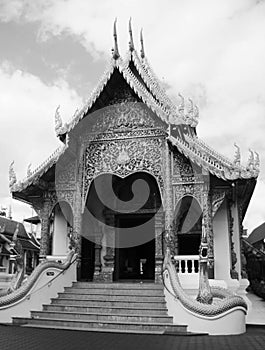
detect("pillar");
top-left (39, 200), bottom-right (51, 261)
top-left (102, 211), bottom-right (115, 282)
top-left (202, 189), bottom-right (214, 279)
top-left (93, 225), bottom-right (103, 281)
top-left (73, 187), bottom-right (82, 280)
top-left (155, 211), bottom-right (164, 283)
top-left (164, 140), bottom-right (174, 253)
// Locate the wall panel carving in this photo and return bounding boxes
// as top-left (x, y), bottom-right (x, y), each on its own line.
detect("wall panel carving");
top-left (82, 137), bottom-right (165, 202)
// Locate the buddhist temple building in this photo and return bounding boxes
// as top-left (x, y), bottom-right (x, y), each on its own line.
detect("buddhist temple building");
top-left (1, 20), bottom-right (260, 335)
top-left (0, 216), bottom-right (40, 285)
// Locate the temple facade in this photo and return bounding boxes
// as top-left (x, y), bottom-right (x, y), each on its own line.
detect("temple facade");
top-left (5, 21), bottom-right (260, 334)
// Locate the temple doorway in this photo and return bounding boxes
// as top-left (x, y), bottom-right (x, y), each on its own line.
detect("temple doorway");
top-left (114, 214), bottom-right (155, 281)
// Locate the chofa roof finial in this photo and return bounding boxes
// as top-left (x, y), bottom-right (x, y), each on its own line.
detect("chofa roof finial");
top-left (9, 161), bottom-right (17, 188)
top-left (27, 163), bottom-right (32, 177)
top-left (140, 28), bottom-right (145, 59)
top-left (178, 93), bottom-right (184, 112)
top-left (254, 151), bottom-right (260, 170)
top-left (54, 105), bottom-right (63, 136)
top-left (247, 148), bottom-right (254, 170)
top-left (112, 18), bottom-right (120, 60)
top-left (129, 17), bottom-right (134, 52)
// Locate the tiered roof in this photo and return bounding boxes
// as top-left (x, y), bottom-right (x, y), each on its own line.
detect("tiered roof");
top-left (9, 20), bottom-right (259, 195)
top-left (0, 216), bottom-right (40, 252)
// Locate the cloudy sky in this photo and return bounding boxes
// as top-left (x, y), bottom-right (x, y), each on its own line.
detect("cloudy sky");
top-left (0, 0), bottom-right (264, 233)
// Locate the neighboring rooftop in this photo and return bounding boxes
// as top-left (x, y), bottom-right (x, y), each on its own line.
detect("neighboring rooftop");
top-left (247, 222), bottom-right (265, 245)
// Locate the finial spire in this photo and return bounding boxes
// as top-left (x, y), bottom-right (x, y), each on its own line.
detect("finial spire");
top-left (188, 98), bottom-right (194, 114)
top-left (112, 18), bottom-right (120, 60)
top-left (128, 17), bottom-right (134, 51)
top-left (9, 161), bottom-right (17, 188)
top-left (247, 148), bottom-right (254, 170)
top-left (27, 163), bottom-right (32, 177)
top-left (254, 151), bottom-right (260, 170)
top-left (8, 203), bottom-right (12, 220)
top-left (140, 28), bottom-right (145, 59)
top-left (178, 93), bottom-right (184, 112)
top-left (233, 143), bottom-right (241, 166)
top-left (54, 105), bottom-right (62, 136)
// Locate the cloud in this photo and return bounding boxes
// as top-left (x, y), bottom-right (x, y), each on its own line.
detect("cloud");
top-left (0, 60), bottom-right (82, 220)
top-left (0, 0), bottom-right (265, 231)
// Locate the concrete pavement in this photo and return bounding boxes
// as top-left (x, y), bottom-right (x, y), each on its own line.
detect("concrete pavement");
top-left (0, 324), bottom-right (265, 350)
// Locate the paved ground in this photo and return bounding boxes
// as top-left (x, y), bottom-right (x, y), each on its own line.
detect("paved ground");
top-left (246, 291), bottom-right (265, 324)
top-left (0, 324), bottom-right (265, 350)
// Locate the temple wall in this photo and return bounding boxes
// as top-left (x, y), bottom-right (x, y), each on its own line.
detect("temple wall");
top-left (52, 206), bottom-right (69, 256)
top-left (213, 200), bottom-right (231, 281)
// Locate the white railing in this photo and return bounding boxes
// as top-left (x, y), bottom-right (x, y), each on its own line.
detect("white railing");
top-left (174, 255), bottom-right (199, 274)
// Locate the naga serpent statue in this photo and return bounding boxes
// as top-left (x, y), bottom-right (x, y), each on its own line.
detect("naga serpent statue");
top-left (163, 221), bottom-right (247, 317)
top-left (163, 248), bottom-right (247, 316)
top-left (0, 224), bottom-right (77, 307)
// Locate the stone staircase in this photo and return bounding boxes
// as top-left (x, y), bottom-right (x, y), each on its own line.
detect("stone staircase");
top-left (13, 282), bottom-right (188, 334)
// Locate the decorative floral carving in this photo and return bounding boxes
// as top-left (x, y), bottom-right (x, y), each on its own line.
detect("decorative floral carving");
top-left (56, 190), bottom-right (75, 209)
top-left (227, 199), bottom-right (238, 280)
top-left (173, 152), bottom-right (194, 178)
top-left (82, 137), bottom-right (165, 201)
top-left (212, 190), bottom-right (226, 217)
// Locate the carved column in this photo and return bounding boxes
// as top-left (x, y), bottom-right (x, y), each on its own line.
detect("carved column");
top-left (155, 211), bottom-right (164, 283)
top-left (203, 190), bottom-right (214, 279)
top-left (238, 202), bottom-right (248, 279)
top-left (227, 198), bottom-right (239, 280)
top-left (102, 211), bottom-right (115, 282)
top-left (164, 141), bottom-right (174, 253)
top-left (93, 225), bottom-right (103, 281)
top-left (73, 178), bottom-right (83, 280)
top-left (39, 199), bottom-right (51, 261)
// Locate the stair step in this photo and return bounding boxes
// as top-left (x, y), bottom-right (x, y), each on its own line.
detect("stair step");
top-left (21, 324), bottom-right (189, 335)
top-left (12, 282), bottom-right (188, 335)
top-left (43, 304), bottom-right (168, 315)
top-left (64, 287), bottom-right (164, 296)
top-left (13, 317), bottom-right (187, 333)
top-left (51, 298), bottom-right (166, 308)
top-left (31, 310), bottom-right (173, 323)
top-left (57, 292), bottom-right (164, 302)
top-left (72, 282), bottom-right (163, 290)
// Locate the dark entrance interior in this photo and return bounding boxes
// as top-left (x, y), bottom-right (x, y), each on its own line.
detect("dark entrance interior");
top-left (82, 172), bottom-right (161, 282)
top-left (80, 237), bottom-right (95, 281)
top-left (114, 214), bottom-right (155, 281)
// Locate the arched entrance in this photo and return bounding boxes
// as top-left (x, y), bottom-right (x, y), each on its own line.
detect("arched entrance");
top-left (82, 172), bottom-right (163, 282)
top-left (174, 196), bottom-right (202, 256)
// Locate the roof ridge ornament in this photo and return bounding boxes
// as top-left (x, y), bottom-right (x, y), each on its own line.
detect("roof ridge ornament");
top-left (178, 93), bottom-right (184, 112)
top-left (247, 148), bottom-right (254, 171)
top-left (129, 17), bottom-right (134, 52)
top-left (233, 143), bottom-right (241, 166)
top-left (9, 161), bottom-right (17, 188)
top-left (112, 18), bottom-right (120, 60)
top-left (55, 105), bottom-right (63, 136)
top-left (254, 151), bottom-right (260, 170)
top-left (194, 105), bottom-right (199, 119)
top-left (188, 98), bottom-right (194, 114)
top-left (140, 28), bottom-right (145, 59)
top-left (27, 163), bottom-right (32, 177)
